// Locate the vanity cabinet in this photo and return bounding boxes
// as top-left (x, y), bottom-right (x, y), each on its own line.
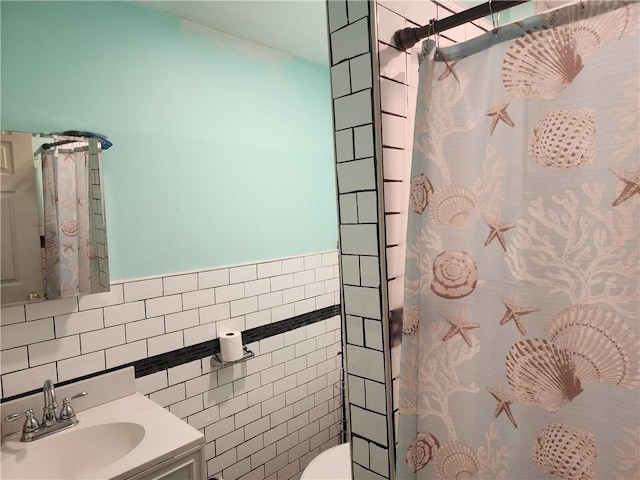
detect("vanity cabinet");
top-left (126, 445), bottom-right (205, 480)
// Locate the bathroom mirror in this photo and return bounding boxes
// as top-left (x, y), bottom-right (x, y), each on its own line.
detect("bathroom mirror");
top-left (1, 130), bottom-right (110, 306)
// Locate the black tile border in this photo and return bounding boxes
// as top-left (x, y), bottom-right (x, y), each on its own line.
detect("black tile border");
top-left (1, 304), bottom-right (341, 403)
top-left (135, 304), bottom-right (341, 377)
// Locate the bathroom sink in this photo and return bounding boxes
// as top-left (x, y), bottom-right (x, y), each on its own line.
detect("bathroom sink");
top-left (1, 392), bottom-right (203, 480)
top-left (1, 422), bottom-right (145, 479)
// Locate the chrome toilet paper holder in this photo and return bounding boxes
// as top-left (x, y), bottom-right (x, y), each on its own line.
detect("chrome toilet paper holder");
top-left (210, 345), bottom-right (255, 368)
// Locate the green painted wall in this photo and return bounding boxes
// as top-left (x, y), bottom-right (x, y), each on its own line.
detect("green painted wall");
top-left (1, 1), bottom-right (338, 281)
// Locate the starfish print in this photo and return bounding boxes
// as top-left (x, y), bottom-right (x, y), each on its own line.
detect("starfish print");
top-left (498, 291), bottom-right (540, 336)
top-left (442, 308), bottom-right (480, 347)
top-left (483, 212), bottom-right (515, 251)
top-left (610, 166), bottom-right (640, 206)
top-left (487, 381), bottom-right (517, 428)
top-left (485, 93), bottom-right (515, 136)
top-left (437, 58), bottom-right (460, 83)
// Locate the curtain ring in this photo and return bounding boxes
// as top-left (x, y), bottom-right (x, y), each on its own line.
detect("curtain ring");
top-left (430, 18), bottom-right (439, 49)
top-left (578, 0), bottom-right (585, 9)
top-left (489, 0), bottom-right (498, 33)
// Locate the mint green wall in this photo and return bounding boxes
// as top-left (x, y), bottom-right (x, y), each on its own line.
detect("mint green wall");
top-left (1, 1), bottom-right (338, 281)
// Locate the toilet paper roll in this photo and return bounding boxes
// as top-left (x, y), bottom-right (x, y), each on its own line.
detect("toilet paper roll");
top-left (219, 331), bottom-right (243, 362)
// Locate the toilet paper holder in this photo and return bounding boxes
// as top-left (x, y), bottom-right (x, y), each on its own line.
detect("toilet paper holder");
top-left (210, 345), bottom-right (255, 368)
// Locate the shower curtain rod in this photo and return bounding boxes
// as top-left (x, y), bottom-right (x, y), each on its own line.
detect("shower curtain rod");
top-left (41, 140), bottom-right (78, 150)
top-left (394, 0), bottom-right (531, 50)
top-left (41, 130), bottom-right (113, 150)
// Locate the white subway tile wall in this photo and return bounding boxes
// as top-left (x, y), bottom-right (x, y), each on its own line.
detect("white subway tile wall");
top-left (0, 251), bottom-right (341, 479)
top-left (134, 316), bottom-right (343, 480)
top-left (334, 128), bottom-right (354, 162)
top-left (328, 1), bottom-right (490, 478)
top-left (328, 1), bottom-right (395, 478)
top-left (336, 158), bottom-right (377, 193)
top-left (331, 18), bottom-right (370, 65)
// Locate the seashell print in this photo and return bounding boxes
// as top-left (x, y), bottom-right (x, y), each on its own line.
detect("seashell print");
top-left (60, 197), bottom-right (76, 210)
top-left (533, 423), bottom-right (597, 480)
top-left (44, 239), bottom-right (58, 257)
top-left (545, 1), bottom-right (634, 56)
top-left (410, 174), bottom-right (434, 214)
top-left (429, 185), bottom-right (476, 227)
top-left (402, 304), bottom-right (420, 336)
top-left (528, 109), bottom-right (596, 168)
top-left (431, 251), bottom-right (478, 299)
top-left (406, 432), bottom-right (440, 472)
top-left (61, 219), bottom-right (78, 237)
top-left (545, 304), bottom-right (640, 388)
top-left (506, 339), bottom-right (583, 412)
top-left (62, 286), bottom-right (79, 297)
top-left (433, 440), bottom-right (480, 479)
top-left (503, 27), bottom-right (583, 100)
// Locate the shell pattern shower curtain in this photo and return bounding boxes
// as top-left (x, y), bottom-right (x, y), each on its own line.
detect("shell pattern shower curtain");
top-left (397, 2), bottom-right (639, 479)
top-left (42, 137), bottom-right (104, 299)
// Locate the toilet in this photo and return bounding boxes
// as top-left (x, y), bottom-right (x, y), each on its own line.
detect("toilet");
top-left (300, 443), bottom-right (352, 479)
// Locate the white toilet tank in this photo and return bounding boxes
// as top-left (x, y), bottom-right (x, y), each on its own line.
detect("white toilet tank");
top-left (300, 443), bottom-right (352, 479)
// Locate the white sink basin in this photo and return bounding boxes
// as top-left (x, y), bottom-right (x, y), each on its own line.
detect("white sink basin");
top-left (1, 393), bottom-right (203, 480)
top-left (2, 422), bottom-right (145, 479)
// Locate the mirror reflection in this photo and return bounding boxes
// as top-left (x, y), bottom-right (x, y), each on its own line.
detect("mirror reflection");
top-left (1, 131), bottom-right (110, 306)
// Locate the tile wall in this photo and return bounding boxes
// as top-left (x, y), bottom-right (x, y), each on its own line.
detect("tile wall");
top-left (88, 139), bottom-right (110, 291)
top-left (327, 1), bottom-right (489, 478)
top-left (327, 2), bottom-right (395, 478)
top-left (1, 250), bottom-right (343, 480)
top-left (138, 314), bottom-right (343, 480)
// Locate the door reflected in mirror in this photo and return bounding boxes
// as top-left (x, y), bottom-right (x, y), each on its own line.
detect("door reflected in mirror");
top-left (0, 131), bottom-right (110, 306)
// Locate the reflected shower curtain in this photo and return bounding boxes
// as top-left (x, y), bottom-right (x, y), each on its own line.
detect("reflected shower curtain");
top-left (397, 2), bottom-right (639, 479)
top-left (42, 138), bottom-right (103, 299)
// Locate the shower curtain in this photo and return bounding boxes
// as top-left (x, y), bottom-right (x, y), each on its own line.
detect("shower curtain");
top-left (397, 2), bottom-right (639, 479)
top-left (42, 138), bottom-right (103, 299)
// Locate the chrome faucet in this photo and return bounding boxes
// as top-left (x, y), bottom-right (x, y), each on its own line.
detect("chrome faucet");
top-left (42, 379), bottom-right (58, 427)
top-left (3, 380), bottom-right (88, 442)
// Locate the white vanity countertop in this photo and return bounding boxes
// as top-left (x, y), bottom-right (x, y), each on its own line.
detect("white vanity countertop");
top-left (1, 392), bottom-right (203, 480)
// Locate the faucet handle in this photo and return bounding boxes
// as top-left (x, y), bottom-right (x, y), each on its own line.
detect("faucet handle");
top-left (4, 409), bottom-right (41, 436)
top-left (59, 391), bottom-right (88, 420)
